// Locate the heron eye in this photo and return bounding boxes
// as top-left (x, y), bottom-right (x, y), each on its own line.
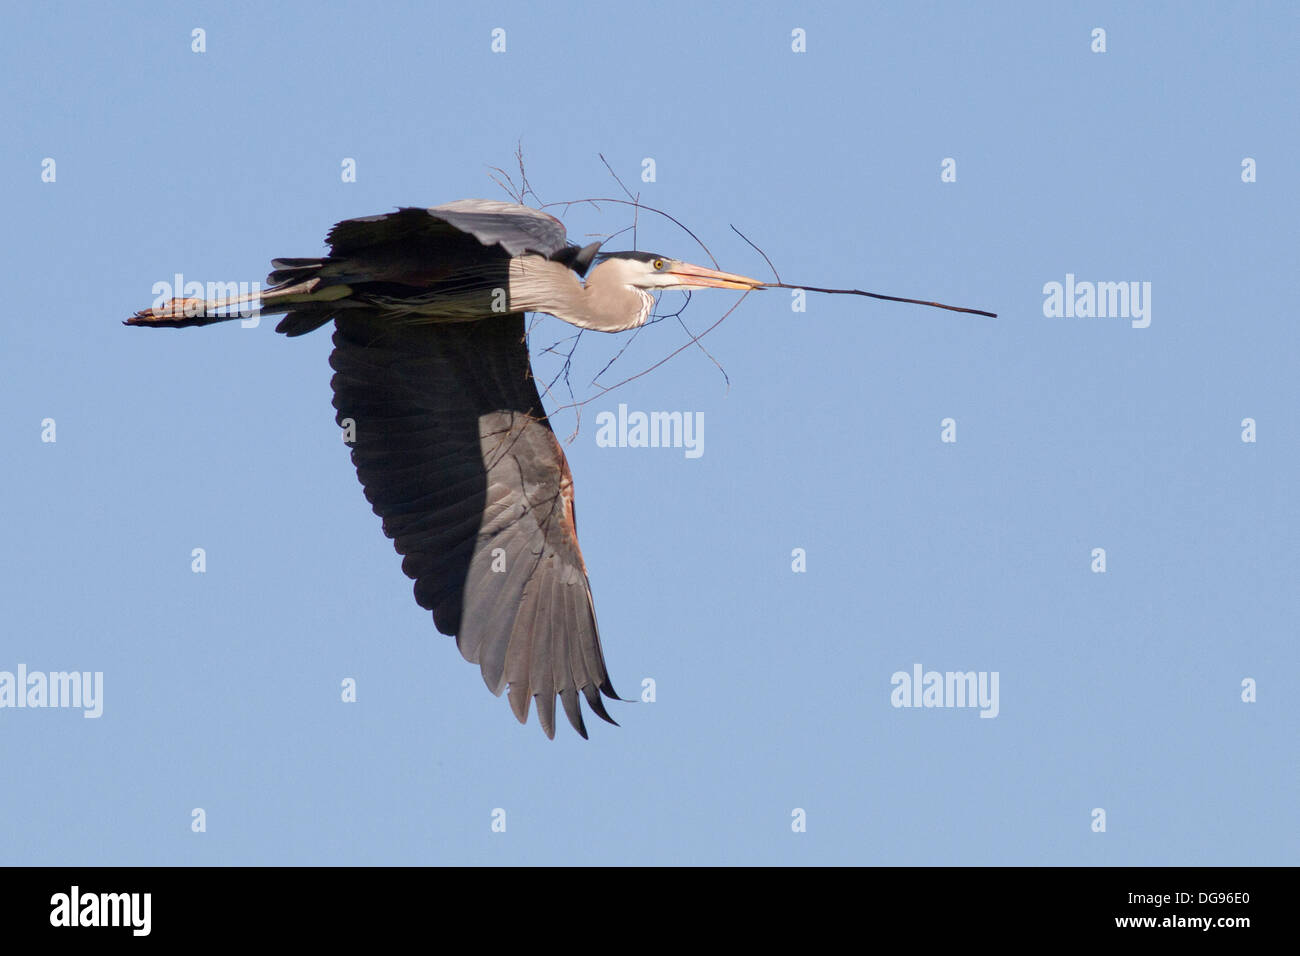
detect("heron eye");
top-left (653, 259), bottom-right (665, 271)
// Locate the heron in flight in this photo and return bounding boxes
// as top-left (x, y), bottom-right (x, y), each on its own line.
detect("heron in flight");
top-left (127, 200), bottom-right (764, 739)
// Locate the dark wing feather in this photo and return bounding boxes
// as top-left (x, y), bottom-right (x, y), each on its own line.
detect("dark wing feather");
top-left (326, 200), bottom-right (571, 261)
top-left (328, 311), bottom-right (619, 738)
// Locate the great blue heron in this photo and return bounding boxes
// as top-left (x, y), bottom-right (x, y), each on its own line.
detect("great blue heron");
top-left (127, 199), bottom-right (764, 739)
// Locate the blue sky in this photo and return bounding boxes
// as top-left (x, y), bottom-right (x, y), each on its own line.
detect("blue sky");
top-left (2, 1), bottom-right (1296, 865)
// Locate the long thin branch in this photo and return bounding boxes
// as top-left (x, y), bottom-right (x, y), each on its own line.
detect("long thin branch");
top-left (765, 282), bottom-right (997, 317)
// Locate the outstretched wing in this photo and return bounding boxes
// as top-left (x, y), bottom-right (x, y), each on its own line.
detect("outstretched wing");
top-left (328, 311), bottom-right (619, 738)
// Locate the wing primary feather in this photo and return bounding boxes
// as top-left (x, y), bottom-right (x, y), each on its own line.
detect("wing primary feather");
top-left (548, 571), bottom-right (580, 735)
top-left (534, 689), bottom-right (557, 740)
top-left (583, 683), bottom-right (618, 727)
top-left (529, 574), bottom-right (561, 739)
top-left (560, 687), bottom-right (587, 740)
top-left (508, 681), bottom-right (532, 725)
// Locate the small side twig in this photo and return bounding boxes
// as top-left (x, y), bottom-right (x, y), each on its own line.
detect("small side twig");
top-left (598, 153), bottom-right (639, 249)
top-left (486, 164), bottom-right (521, 203)
top-left (542, 197), bottom-right (720, 269)
top-left (730, 224), bottom-right (783, 284)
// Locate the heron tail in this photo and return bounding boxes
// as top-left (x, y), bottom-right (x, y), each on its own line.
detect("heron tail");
top-left (125, 269), bottom-right (350, 332)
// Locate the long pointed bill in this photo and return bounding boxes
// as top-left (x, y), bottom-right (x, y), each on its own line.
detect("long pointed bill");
top-left (666, 262), bottom-right (765, 290)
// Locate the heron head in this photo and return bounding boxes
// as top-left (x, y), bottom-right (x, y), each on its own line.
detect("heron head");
top-left (594, 251), bottom-right (763, 292)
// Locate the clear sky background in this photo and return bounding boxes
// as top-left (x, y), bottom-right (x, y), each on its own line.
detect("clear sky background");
top-left (2, 1), bottom-right (1296, 865)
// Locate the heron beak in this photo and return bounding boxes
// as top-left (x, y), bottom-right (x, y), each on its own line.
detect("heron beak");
top-left (665, 262), bottom-right (764, 291)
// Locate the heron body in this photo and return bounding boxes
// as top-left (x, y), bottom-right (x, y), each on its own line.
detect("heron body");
top-left (127, 199), bottom-right (762, 738)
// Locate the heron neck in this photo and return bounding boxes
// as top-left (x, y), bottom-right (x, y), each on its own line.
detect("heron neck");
top-left (508, 257), bottom-right (651, 332)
